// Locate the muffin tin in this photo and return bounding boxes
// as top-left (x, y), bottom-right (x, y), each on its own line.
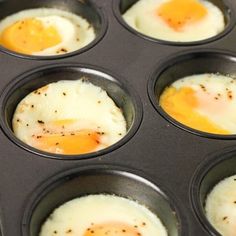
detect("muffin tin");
top-left (0, 64), bottom-right (142, 159)
top-left (0, 0), bottom-right (236, 235)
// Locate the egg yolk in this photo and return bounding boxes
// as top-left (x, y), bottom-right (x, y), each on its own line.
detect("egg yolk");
top-left (31, 119), bottom-right (102, 155)
top-left (160, 86), bottom-right (230, 134)
top-left (0, 18), bottom-right (61, 54)
top-left (157, 0), bottom-right (207, 31)
top-left (83, 222), bottom-right (141, 236)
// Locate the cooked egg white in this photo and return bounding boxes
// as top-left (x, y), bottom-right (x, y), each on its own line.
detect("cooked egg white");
top-left (123, 0), bottom-right (225, 42)
top-left (39, 194), bottom-right (168, 236)
top-left (160, 73), bottom-right (236, 134)
top-left (12, 79), bottom-right (127, 155)
top-left (205, 175), bottom-right (236, 236)
top-left (0, 8), bottom-right (95, 55)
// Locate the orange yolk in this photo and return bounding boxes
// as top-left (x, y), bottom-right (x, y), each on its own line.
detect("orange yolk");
top-left (31, 119), bottom-right (101, 155)
top-left (160, 86), bottom-right (230, 134)
top-left (83, 222), bottom-right (141, 236)
top-left (0, 18), bottom-right (61, 54)
top-left (157, 0), bottom-right (207, 31)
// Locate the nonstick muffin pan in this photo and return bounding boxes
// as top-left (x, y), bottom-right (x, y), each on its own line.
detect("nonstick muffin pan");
top-left (0, 64), bottom-right (142, 159)
top-left (1, 0), bottom-right (236, 236)
top-left (23, 166), bottom-right (185, 236)
top-left (191, 146), bottom-right (236, 236)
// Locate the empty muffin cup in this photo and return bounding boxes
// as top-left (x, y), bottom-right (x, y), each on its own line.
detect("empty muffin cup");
top-left (190, 146), bottom-right (236, 235)
top-left (148, 50), bottom-right (236, 139)
top-left (0, 0), bottom-right (106, 58)
top-left (22, 165), bottom-right (186, 236)
top-left (0, 64), bottom-right (142, 159)
top-left (113, 0), bottom-right (233, 45)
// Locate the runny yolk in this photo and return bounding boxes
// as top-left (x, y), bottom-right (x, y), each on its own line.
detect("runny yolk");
top-left (160, 86), bottom-right (230, 134)
top-left (31, 119), bottom-right (101, 155)
top-left (83, 222), bottom-right (141, 236)
top-left (0, 18), bottom-right (61, 54)
top-left (157, 0), bottom-right (207, 31)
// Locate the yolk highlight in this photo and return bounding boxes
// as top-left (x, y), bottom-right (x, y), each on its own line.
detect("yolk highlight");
top-left (157, 0), bottom-right (207, 31)
top-left (0, 18), bottom-right (61, 54)
top-left (160, 86), bottom-right (230, 134)
top-left (83, 222), bottom-right (141, 236)
top-left (31, 119), bottom-right (101, 155)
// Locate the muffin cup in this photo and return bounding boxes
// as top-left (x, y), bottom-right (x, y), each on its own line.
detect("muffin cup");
top-left (22, 165), bottom-right (187, 236)
top-left (148, 49), bottom-right (236, 139)
top-left (113, 0), bottom-right (234, 45)
top-left (190, 146), bottom-right (236, 235)
top-left (0, 64), bottom-right (142, 159)
top-left (0, 0), bottom-right (107, 59)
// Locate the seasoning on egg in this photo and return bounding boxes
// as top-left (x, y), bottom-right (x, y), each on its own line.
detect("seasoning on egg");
top-left (39, 194), bottom-right (168, 236)
top-left (12, 79), bottom-right (127, 155)
top-left (122, 0), bottom-right (225, 42)
top-left (205, 175), bottom-right (236, 236)
top-left (160, 73), bottom-right (236, 135)
top-left (0, 8), bottom-right (96, 56)
top-left (37, 120), bottom-right (44, 124)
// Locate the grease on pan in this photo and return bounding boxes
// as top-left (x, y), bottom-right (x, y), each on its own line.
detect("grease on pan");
top-left (39, 194), bottom-right (168, 236)
top-left (0, 8), bottom-right (95, 56)
top-left (122, 0), bottom-right (225, 42)
top-left (160, 73), bottom-right (236, 135)
top-left (205, 175), bottom-right (236, 236)
top-left (12, 79), bottom-right (127, 155)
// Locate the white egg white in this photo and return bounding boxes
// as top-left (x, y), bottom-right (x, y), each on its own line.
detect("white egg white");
top-left (12, 79), bottom-right (127, 154)
top-left (0, 8), bottom-right (95, 55)
top-left (123, 0), bottom-right (225, 42)
top-left (205, 175), bottom-right (236, 236)
top-left (39, 194), bottom-right (168, 236)
top-left (170, 73), bottom-right (236, 133)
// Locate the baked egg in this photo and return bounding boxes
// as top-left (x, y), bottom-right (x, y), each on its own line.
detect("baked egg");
top-left (123, 0), bottom-right (225, 42)
top-left (12, 79), bottom-right (127, 155)
top-left (205, 175), bottom-right (236, 236)
top-left (39, 194), bottom-right (168, 236)
top-left (160, 73), bottom-right (236, 135)
top-left (0, 8), bottom-right (95, 56)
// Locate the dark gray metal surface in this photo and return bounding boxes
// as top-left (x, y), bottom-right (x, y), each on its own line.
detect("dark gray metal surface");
top-left (0, 0), bottom-right (236, 235)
